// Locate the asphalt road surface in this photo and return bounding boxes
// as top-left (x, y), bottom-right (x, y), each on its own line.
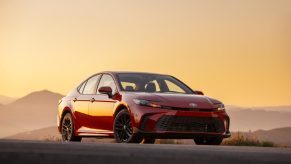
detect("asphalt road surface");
top-left (1, 140), bottom-right (291, 164)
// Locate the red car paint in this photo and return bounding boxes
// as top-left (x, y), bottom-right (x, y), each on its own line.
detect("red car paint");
top-left (57, 71), bottom-right (230, 141)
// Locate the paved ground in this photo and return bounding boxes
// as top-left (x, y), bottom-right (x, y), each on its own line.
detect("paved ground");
top-left (0, 140), bottom-right (291, 164)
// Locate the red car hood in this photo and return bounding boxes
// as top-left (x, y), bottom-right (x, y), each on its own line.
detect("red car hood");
top-left (130, 93), bottom-right (220, 109)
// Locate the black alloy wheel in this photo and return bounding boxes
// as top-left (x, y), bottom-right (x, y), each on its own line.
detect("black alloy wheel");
top-left (114, 109), bottom-right (142, 143)
top-left (61, 113), bottom-right (81, 142)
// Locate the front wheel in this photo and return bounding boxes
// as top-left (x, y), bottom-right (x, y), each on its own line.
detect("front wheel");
top-left (61, 113), bottom-right (82, 142)
top-left (113, 109), bottom-right (143, 143)
top-left (194, 136), bottom-right (223, 145)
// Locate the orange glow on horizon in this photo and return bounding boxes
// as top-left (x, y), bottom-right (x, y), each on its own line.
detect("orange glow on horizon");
top-left (0, 0), bottom-right (290, 106)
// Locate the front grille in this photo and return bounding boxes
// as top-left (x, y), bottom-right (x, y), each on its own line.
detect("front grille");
top-left (156, 116), bottom-right (224, 132)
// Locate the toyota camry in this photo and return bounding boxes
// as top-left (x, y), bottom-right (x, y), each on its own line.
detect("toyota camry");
top-left (57, 71), bottom-right (230, 145)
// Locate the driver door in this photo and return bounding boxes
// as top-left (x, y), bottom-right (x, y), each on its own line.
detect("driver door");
top-left (89, 74), bottom-right (118, 133)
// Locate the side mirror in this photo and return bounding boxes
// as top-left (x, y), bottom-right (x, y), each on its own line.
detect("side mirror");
top-left (194, 90), bottom-right (204, 95)
top-left (98, 86), bottom-right (113, 98)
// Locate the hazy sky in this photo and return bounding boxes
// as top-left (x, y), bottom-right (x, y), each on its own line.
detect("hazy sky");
top-left (0, 0), bottom-right (290, 106)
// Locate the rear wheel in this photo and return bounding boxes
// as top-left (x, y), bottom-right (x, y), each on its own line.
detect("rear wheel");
top-left (194, 136), bottom-right (223, 145)
top-left (61, 113), bottom-right (82, 142)
top-left (113, 109), bottom-right (143, 143)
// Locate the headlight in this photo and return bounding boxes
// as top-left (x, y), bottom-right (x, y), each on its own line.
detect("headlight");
top-left (208, 98), bottom-right (225, 111)
top-left (133, 99), bottom-right (162, 108)
top-left (215, 103), bottom-right (225, 111)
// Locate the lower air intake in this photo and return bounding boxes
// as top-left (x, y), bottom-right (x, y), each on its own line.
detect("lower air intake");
top-left (156, 116), bottom-right (224, 132)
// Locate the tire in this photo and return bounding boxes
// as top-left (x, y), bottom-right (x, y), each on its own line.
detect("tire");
top-left (194, 136), bottom-right (223, 145)
top-left (143, 138), bottom-right (155, 144)
top-left (113, 109), bottom-right (143, 143)
top-left (61, 113), bottom-right (82, 142)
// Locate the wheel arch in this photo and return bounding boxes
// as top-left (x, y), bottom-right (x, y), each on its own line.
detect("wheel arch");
top-left (59, 107), bottom-right (73, 131)
top-left (61, 107), bottom-right (73, 119)
top-left (114, 104), bottom-right (129, 118)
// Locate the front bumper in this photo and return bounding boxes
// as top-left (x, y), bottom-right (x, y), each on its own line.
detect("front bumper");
top-left (131, 106), bottom-right (231, 139)
top-left (133, 127), bottom-right (231, 139)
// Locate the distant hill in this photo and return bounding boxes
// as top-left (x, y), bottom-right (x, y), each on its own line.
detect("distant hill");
top-left (226, 105), bottom-right (291, 112)
top-left (224, 127), bottom-right (291, 147)
top-left (226, 106), bottom-right (291, 131)
top-left (0, 90), bottom-right (64, 138)
top-left (7, 90), bottom-right (63, 109)
top-left (252, 127), bottom-right (291, 147)
top-left (6, 126), bottom-right (61, 141)
top-left (0, 95), bottom-right (17, 105)
top-left (253, 106), bottom-right (291, 113)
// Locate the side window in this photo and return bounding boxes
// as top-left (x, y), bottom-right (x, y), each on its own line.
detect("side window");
top-left (165, 80), bottom-right (185, 93)
top-left (78, 81), bottom-right (87, 94)
top-left (97, 74), bottom-right (117, 94)
top-left (83, 75), bottom-right (101, 94)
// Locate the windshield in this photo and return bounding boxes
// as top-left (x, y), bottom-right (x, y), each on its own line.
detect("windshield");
top-left (117, 73), bottom-right (194, 94)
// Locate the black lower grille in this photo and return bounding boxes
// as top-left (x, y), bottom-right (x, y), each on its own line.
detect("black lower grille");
top-left (156, 116), bottom-right (224, 132)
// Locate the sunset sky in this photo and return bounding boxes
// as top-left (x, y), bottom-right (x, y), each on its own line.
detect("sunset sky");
top-left (0, 0), bottom-right (290, 106)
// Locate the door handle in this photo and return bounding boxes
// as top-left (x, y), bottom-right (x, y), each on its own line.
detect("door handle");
top-left (90, 98), bottom-right (95, 103)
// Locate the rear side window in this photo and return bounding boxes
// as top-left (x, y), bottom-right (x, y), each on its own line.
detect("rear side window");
top-left (78, 81), bottom-right (87, 93)
top-left (82, 75), bottom-right (101, 94)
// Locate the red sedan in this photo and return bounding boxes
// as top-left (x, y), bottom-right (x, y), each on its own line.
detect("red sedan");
top-left (57, 71), bottom-right (230, 144)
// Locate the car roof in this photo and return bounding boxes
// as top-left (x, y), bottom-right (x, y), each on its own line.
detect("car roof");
top-left (101, 71), bottom-right (169, 76)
